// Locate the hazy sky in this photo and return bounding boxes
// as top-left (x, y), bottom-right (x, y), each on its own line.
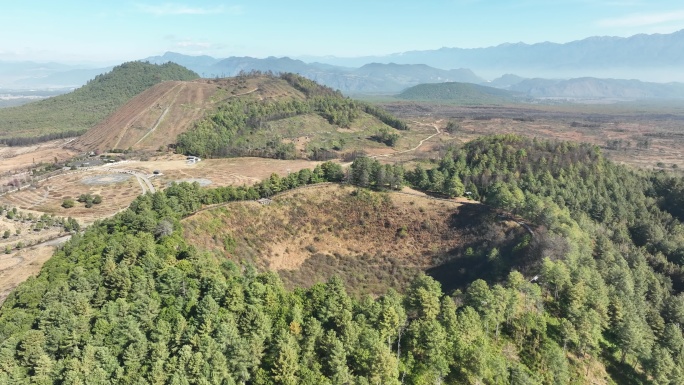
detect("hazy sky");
top-left (2, 0), bottom-right (683, 63)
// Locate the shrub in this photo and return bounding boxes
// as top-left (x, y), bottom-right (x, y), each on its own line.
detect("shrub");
top-left (372, 127), bottom-right (400, 147)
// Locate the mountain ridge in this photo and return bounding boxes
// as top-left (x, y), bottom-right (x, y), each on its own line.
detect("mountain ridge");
top-left (4, 29), bottom-right (683, 98)
top-left (303, 29), bottom-right (684, 81)
top-left (144, 52), bottom-right (485, 94)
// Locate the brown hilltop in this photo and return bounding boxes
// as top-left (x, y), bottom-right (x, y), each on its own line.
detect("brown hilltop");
top-left (69, 76), bottom-right (306, 153)
top-left (183, 185), bottom-right (528, 294)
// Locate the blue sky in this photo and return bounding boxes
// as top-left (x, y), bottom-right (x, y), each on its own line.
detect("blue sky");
top-left (1, 0), bottom-right (684, 63)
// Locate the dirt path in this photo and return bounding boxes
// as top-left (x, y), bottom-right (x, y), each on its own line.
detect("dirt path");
top-left (231, 87), bottom-right (259, 98)
top-left (128, 172), bottom-right (155, 194)
top-left (137, 172), bottom-right (155, 193)
top-left (384, 120), bottom-right (442, 157)
top-left (134, 174), bottom-right (147, 194)
top-left (341, 120), bottom-right (443, 167)
top-left (112, 83), bottom-right (183, 150)
top-left (37, 234), bottom-right (72, 247)
top-left (134, 83), bottom-right (185, 147)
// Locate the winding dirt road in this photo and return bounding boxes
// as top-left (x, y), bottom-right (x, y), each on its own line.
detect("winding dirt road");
top-left (342, 120), bottom-right (443, 167)
top-left (134, 82), bottom-right (188, 147)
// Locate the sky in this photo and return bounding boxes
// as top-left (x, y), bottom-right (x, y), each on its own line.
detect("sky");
top-left (1, 0), bottom-right (684, 64)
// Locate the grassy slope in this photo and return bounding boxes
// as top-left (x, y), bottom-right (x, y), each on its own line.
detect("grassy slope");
top-left (0, 61), bottom-right (198, 141)
top-left (255, 111), bottom-right (398, 156)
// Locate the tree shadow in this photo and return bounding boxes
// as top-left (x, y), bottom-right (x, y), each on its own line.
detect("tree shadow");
top-left (600, 348), bottom-right (649, 385)
top-left (426, 202), bottom-right (529, 293)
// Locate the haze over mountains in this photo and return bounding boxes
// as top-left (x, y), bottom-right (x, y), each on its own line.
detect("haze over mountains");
top-left (305, 29), bottom-right (684, 82)
top-left (2, 29), bottom-right (683, 100)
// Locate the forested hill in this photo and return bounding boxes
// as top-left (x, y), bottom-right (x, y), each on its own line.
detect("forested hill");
top-left (397, 82), bottom-right (520, 104)
top-left (175, 72), bottom-right (407, 159)
top-left (2, 137), bottom-right (684, 384)
top-left (0, 61), bottom-right (199, 145)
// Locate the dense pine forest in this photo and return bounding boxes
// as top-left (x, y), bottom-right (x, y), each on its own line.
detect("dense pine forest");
top-left (0, 62), bottom-right (199, 145)
top-left (2, 136), bottom-right (684, 384)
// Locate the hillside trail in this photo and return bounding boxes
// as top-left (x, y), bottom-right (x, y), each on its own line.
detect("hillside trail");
top-left (214, 87), bottom-right (260, 104)
top-left (235, 87), bottom-right (259, 97)
top-left (133, 83), bottom-right (186, 147)
top-left (112, 83), bottom-right (184, 150)
top-left (391, 119), bottom-right (442, 156)
top-left (130, 85), bottom-right (260, 148)
top-left (341, 119), bottom-right (443, 167)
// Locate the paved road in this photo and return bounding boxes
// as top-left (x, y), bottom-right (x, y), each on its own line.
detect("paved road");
top-left (135, 172), bottom-right (155, 193)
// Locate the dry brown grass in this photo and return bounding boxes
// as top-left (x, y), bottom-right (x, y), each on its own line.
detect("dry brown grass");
top-left (139, 156), bottom-right (322, 190)
top-left (0, 139), bottom-right (77, 178)
top-left (382, 103), bottom-right (684, 172)
top-left (0, 170), bottom-right (138, 223)
top-left (0, 244), bottom-right (57, 304)
top-left (182, 184), bottom-right (518, 294)
top-left (183, 185), bottom-right (459, 270)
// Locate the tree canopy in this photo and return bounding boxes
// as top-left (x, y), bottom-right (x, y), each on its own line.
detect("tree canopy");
top-left (2, 136), bottom-right (684, 384)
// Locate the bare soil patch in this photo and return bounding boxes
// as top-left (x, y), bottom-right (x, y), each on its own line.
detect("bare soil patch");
top-left (134, 157), bottom-right (322, 190)
top-left (1, 170), bottom-right (138, 222)
top-left (69, 81), bottom-right (220, 152)
top-left (81, 173), bottom-right (133, 185)
top-left (0, 139), bottom-right (77, 176)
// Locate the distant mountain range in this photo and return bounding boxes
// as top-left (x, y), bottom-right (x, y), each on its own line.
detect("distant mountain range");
top-left (143, 53), bottom-right (483, 94)
top-left (304, 29), bottom-right (684, 82)
top-left (1, 29), bottom-right (683, 100)
top-left (398, 77), bottom-right (684, 103)
top-left (504, 77), bottom-right (684, 100)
